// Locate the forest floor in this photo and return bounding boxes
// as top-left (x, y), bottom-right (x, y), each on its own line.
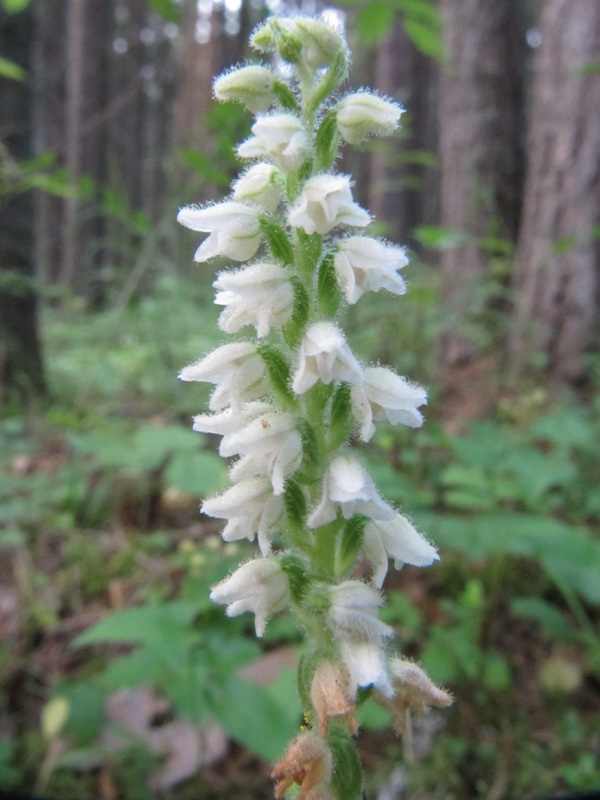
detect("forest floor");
top-left (1, 297), bottom-right (600, 800)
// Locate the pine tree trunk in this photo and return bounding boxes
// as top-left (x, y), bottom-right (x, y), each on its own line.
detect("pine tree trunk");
top-left (438, 0), bottom-right (527, 365)
top-left (370, 20), bottom-right (439, 246)
top-left (510, 0), bottom-right (600, 384)
top-left (0, 6), bottom-right (46, 402)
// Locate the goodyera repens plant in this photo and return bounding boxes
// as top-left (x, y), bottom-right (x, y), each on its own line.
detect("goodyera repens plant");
top-left (178, 15), bottom-right (452, 800)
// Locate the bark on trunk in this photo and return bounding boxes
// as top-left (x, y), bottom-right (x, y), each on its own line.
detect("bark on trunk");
top-left (438, 0), bottom-right (527, 365)
top-left (370, 20), bottom-right (439, 246)
top-left (0, 6), bottom-right (46, 403)
top-left (510, 0), bottom-right (600, 384)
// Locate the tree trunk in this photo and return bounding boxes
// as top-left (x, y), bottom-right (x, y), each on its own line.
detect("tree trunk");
top-left (370, 20), bottom-right (439, 247)
top-left (0, 6), bottom-right (46, 403)
top-left (438, 0), bottom-right (527, 365)
top-left (510, 0), bottom-right (600, 384)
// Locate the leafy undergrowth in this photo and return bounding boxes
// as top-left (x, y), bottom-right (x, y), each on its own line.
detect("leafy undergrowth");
top-left (1, 292), bottom-right (600, 799)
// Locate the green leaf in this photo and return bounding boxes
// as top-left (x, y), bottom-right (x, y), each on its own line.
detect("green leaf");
top-left (284, 478), bottom-right (308, 529)
top-left (511, 597), bottom-right (578, 643)
top-left (283, 277), bottom-right (310, 348)
top-left (338, 515), bottom-right (367, 573)
top-left (1, 0), bottom-right (30, 12)
top-left (166, 450), bottom-right (227, 496)
top-left (259, 216), bottom-right (295, 265)
top-left (258, 343), bottom-right (295, 408)
top-left (357, 1), bottom-right (395, 45)
top-left (314, 110), bottom-right (340, 173)
top-left (328, 726), bottom-right (363, 800)
top-left (0, 56), bottom-right (25, 81)
top-left (73, 602), bottom-right (198, 648)
top-left (180, 149), bottom-right (230, 186)
top-left (273, 80), bottom-right (299, 111)
top-left (280, 554), bottom-right (309, 603)
top-left (57, 680), bottom-right (106, 745)
top-left (145, 0), bottom-right (179, 22)
top-left (482, 653), bottom-right (511, 691)
top-left (328, 381), bottom-right (353, 450)
top-left (210, 675), bottom-right (299, 762)
top-left (414, 225), bottom-right (467, 249)
top-left (317, 251), bottom-right (341, 318)
top-left (298, 418), bottom-right (320, 465)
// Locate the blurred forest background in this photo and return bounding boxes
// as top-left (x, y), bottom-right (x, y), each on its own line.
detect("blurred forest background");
top-left (1, 1), bottom-right (600, 799)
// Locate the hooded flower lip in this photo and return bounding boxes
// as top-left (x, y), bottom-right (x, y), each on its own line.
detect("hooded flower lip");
top-left (177, 201), bottom-right (262, 262)
top-left (351, 366), bottom-right (427, 442)
top-left (222, 411), bottom-right (303, 495)
top-left (292, 321), bottom-right (363, 395)
top-left (192, 401), bottom-right (273, 443)
top-left (307, 454), bottom-right (395, 528)
top-left (232, 163), bottom-right (281, 212)
top-left (326, 581), bottom-right (394, 694)
top-left (213, 65), bottom-right (276, 113)
top-left (213, 262), bottom-right (295, 338)
top-left (237, 114), bottom-right (310, 173)
top-left (333, 236), bottom-right (408, 304)
top-left (288, 174), bottom-right (370, 235)
top-left (210, 557), bottom-right (290, 637)
top-left (336, 91), bottom-right (403, 145)
top-left (202, 475), bottom-right (285, 555)
top-left (179, 342), bottom-right (270, 411)
top-left (363, 515), bottom-right (439, 589)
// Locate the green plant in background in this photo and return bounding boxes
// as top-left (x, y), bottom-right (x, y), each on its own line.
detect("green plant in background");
top-left (175, 15), bottom-right (452, 800)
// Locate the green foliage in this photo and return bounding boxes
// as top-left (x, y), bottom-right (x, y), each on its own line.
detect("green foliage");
top-left (0, 55), bottom-right (25, 81)
top-left (0, 0), bottom-right (30, 11)
top-left (341, 0), bottom-right (443, 58)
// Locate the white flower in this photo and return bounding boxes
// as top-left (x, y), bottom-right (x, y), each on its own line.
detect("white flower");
top-left (308, 454), bottom-right (395, 528)
top-left (237, 114), bottom-right (310, 173)
top-left (213, 262), bottom-right (294, 338)
top-left (363, 515), bottom-right (439, 588)
top-left (333, 236), bottom-right (408, 304)
top-left (292, 322), bottom-right (363, 395)
top-left (179, 342), bottom-right (270, 411)
top-left (213, 65), bottom-right (276, 113)
top-left (351, 367), bottom-right (427, 442)
top-left (222, 412), bottom-right (302, 495)
top-left (288, 174), bottom-right (370, 235)
top-left (336, 92), bottom-right (403, 145)
top-left (232, 163), bottom-right (281, 212)
top-left (339, 639), bottom-right (391, 697)
top-left (177, 201), bottom-right (262, 262)
top-left (202, 477), bottom-right (285, 555)
top-left (210, 557), bottom-right (289, 636)
top-left (292, 17), bottom-right (346, 69)
top-left (193, 401), bottom-right (272, 446)
top-left (327, 581), bottom-right (394, 694)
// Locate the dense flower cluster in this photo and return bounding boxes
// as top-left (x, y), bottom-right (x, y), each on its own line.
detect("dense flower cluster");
top-left (178, 15), bottom-right (450, 799)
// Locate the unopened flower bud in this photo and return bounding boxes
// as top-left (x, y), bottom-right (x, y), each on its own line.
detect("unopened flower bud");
top-left (336, 92), bottom-right (403, 145)
top-left (292, 18), bottom-right (346, 69)
top-left (214, 65), bottom-right (276, 113)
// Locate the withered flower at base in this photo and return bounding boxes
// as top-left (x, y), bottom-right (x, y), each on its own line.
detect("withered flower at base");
top-left (272, 731), bottom-right (334, 800)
